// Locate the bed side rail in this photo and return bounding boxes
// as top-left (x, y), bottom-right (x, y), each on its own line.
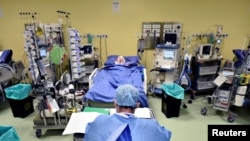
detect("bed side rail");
top-left (143, 68), bottom-right (147, 94)
top-left (89, 68), bottom-right (99, 88)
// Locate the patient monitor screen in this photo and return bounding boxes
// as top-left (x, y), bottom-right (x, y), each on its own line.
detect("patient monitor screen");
top-left (39, 49), bottom-right (47, 57)
top-left (164, 50), bottom-right (175, 59)
top-left (202, 45), bottom-right (212, 55)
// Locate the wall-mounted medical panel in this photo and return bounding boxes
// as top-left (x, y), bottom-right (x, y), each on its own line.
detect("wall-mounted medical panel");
top-left (141, 22), bottom-right (182, 49)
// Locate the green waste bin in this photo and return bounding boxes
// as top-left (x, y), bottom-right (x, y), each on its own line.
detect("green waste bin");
top-left (4, 84), bottom-right (31, 100)
top-left (161, 83), bottom-right (184, 118)
top-left (0, 126), bottom-right (20, 141)
top-left (4, 84), bottom-right (34, 118)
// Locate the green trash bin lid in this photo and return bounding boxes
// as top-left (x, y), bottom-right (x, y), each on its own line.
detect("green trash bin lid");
top-left (161, 83), bottom-right (184, 100)
top-left (4, 84), bottom-right (31, 100)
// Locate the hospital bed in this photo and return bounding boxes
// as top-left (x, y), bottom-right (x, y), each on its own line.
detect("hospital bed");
top-left (84, 55), bottom-right (149, 108)
top-left (0, 50), bottom-right (14, 102)
top-left (0, 50), bottom-right (25, 102)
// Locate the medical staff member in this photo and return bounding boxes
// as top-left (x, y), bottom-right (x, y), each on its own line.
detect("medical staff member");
top-left (84, 84), bottom-right (172, 141)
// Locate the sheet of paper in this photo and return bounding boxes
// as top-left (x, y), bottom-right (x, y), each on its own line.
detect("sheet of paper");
top-left (46, 96), bottom-right (60, 113)
top-left (110, 108), bottom-right (151, 118)
top-left (134, 108), bottom-right (151, 118)
top-left (213, 73), bottom-right (227, 87)
top-left (62, 112), bottom-right (101, 135)
top-left (109, 108), bottom-right (116, 115)
top-left (112, 0), bottom-right (120, 13)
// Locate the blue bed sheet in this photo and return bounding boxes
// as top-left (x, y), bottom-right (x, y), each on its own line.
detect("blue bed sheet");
top-left (0, 50), bottom-right (12, 63)
top-left (85, 64), bottom-right (148, 107)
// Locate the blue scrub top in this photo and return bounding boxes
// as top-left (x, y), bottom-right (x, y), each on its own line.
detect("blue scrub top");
top-left (84, 113), bottom-right (172, 141)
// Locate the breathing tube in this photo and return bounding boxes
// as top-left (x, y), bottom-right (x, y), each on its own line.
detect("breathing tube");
top-left (176, 53), bottom-right (192, 91)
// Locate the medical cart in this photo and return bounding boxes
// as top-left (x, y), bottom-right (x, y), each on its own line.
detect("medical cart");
top-left (190, 57), bottom-right (222, 98)
top-left (201, 47), bottom-right (250, 122)
top-left (200, 61), bottom-right (238, 122)
top-left (23, 22), bottom-right (74, 137)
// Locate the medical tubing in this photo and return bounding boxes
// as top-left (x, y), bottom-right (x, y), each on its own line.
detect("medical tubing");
top-left (176, 58), bottom-right (191, 91)
top-left (184, 70), bottom-right (191, 91)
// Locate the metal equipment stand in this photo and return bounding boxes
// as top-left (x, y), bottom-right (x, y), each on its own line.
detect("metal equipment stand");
top-left (32, 75), bottom-right (69, 137)
top-left (200, 59), bottom-right (243, 123)
top-left (200, 73), bottom-right (238, 122)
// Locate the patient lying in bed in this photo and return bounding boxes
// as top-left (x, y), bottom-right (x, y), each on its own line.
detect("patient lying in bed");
top-left (114, 56), bottom-right (126, 65)
top-left (114, 55), bottom-right (139, 66)
top-left (84, 55), bottom-right (148, 107)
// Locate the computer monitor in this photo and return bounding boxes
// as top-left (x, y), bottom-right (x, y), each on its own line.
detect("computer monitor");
top-left (164, 33), bottom-right (177, 44)
top-left (199, 44), bottom-right (213, 58)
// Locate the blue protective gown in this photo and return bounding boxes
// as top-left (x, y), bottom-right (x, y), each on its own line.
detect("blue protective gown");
top-left (84, 113), bottom-right (172, 141)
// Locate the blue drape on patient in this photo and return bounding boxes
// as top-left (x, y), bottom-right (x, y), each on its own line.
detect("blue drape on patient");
top-left (85, 64), bottom-right (148, 107)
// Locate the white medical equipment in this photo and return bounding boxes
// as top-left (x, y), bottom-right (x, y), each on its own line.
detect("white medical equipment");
top-left (149, 22), bottom-right (183, 95)
top-left (153, 24), bottom-right (181, 69)
top-left (154, 48), bottom-right (179, 70)
top-left (194, 26), bottom-right (227, 61)
top-left (197, 44), bottom-right (213, 60)
top-left (24, 23), bottom-right (64, 82)
top-left (68, 28), bottom-right (85, 81)
top-left (67, 28), bottom-right (97, 85)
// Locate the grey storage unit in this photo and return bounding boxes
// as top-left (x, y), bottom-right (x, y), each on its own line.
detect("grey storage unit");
top-left (191, 57), bottom-right (221, 93)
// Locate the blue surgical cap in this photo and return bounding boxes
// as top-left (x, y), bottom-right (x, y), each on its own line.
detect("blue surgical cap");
top-left (116, 84), bottom-right (139, 107)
